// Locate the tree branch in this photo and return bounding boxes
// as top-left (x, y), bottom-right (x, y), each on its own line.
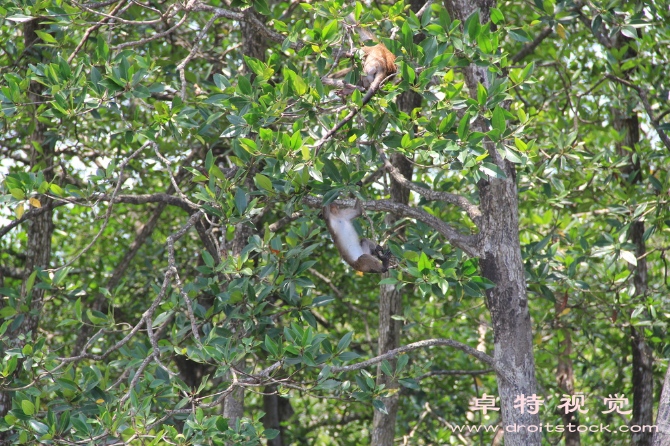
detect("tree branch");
top-left (302, 196), bottom-right (481, 257)
top-left (605, 74), bottom-right (670, 151)
top-left (324, 338), bottom-right (516, 386)
top-left (378, 146), bottom-right (482, 225)
top-left (510, 27), bottom-right (553, 63)
top-left (416, 368), bottom-right (494, 381)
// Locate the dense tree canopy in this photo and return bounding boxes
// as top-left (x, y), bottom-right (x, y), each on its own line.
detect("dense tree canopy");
top-left (1, 0), bottom-right (669, 445)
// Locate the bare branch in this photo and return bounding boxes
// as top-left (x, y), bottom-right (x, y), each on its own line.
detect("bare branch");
top-left (177, 11), bottom-right (221, 99)
top-left (378, 146), bottom-right (482, 225)
top-left (112, 12), bottom-right (190, 50)
top-left (49, 143), bottom-right (147, 272)
top-left (605, 74), bottom-right (670, 151)
top-left (416, 368), bottom-right (494, 381)
top-left (324, 338), bottom-right (516, 387)
top-left (510, 27), bottom-right (553, 64)
top-left (192, 4), bottom-right (304, 50)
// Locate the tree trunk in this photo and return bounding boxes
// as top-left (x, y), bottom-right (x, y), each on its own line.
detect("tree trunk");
top-left (611, 43), bottom-right (653, 441)
top-left (630, 223), bottom-right (653, 446)
top-left (370, 8), bottom-right (423, 438)
top-left (370, 121), bottom-right (416, 446)
top-left (440, 0), bottom-right (541, 444)
top-left (652, 364), bottom-right (670, 446)
top-left (478, 176), bottom-right (541, 445)
top-left (555, 299), bottom-right (580, 446)
top-left (0, 20), bottom-right (54, 434)
top-left (221, 9), bottom-right (269, 428)
top-left (262, 385), bottom-right (294, 446)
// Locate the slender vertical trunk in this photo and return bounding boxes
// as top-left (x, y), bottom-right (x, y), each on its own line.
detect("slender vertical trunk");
top-left (629, 222), bottom-right (653, 446)
top-left (370, 118), bottom-right (416, 446)
top-left (370, 11), bottom-right (423, 436)
top-left (262, 386), bottom-right (283, 446)
top-left (223, 215), bottom-right (253, 427)
top-left (610, 38), bottom-right (653, 440)
top-left (555, 299), bottom-right (580, 446)
top-left (652, 364), bottom-right (670, 445)
top-left (221, 10), bottom-right (269, 429)
top-left (0, 19), bottom-right (54, 434)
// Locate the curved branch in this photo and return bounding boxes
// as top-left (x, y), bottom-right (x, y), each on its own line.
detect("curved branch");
top-left (510, 27), bottom-right (553, 63)
top-left (302, 196), bottom-right (480, 257)
top-left (0, 193), bottom-right (197, 239)
top-left (378, 147), bottom-right (482, 225)
top-left (416, 368), bottom-right (494, 381)
top-left (325, 338), bottom-right (515, 386)
top-left (192, 4), bottom-right (304, 50)
top-left (605, 74), bottom-right (670, 152)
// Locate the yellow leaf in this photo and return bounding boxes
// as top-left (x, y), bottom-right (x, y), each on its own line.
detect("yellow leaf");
top-left (16, 203), bottom-right (24, 219)
top-left (556, 23), bottom-right (566, 39)
top-left (559, 307), bottom-right (571, 317)
top-left (96, 399), bottom-right (105, 404)
top-left (29, 197), bottom-right (42, 208)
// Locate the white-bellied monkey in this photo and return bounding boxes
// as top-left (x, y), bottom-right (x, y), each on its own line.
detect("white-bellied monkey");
top-left (323, 200), bottom-right (391, 274)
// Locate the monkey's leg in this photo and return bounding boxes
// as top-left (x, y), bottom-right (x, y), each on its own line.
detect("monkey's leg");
top-left (352, 254), bottom-right (385, 274)
top-left (360, 238), bottom-right (378, 256)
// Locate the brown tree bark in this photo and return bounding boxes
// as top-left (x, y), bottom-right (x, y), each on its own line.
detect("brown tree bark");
top-left (0, 19), bottom-right (55, 436)
top-left (222, 205), bottom-right (253, 427)
top-left (370, 3), bottom-right (424, 440)
top-left (555, 298), bottom-right (580, 446)
top-left (610, 33), bottom-right (653, 444)
top-left (261, 385), bottom-right (294, 446)
top-left (221, 7), bottom-right (269, 429)
top-left (652, 364), bottom-right (670, 446)
top-left (441, 1), bottom-right (542, 444)
top-left (629, 223), bottom-right (653, 446)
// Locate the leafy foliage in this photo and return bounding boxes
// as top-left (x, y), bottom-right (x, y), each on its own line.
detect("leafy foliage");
top-left (0, 0), bottom-right (669, 444)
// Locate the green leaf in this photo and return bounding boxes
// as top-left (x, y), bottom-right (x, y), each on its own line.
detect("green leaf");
top-left (620, 250), bottom-right (637, 266)
top-left (509, 29), bottom-right (531, 42)
top-left (254, 0), bottom-right (271, 15)
top-left (458, 112), bottom-right (471, 140)
top-left (35, 30), bottom-right (57, 43)
top-left (205, 149), bottom-right (213, 171)
top-left (490, 8), bottom-right (505, 24)
top-left (492, 106), bottom-right (506, 133)
top-left (337, 332), bottom-right (354, 353)
top-left (264, 429), bottom-right (280, 440)
top-left (254, 173), bottom-right (273, 191)
top-left (373, 399), bottom-right (388, 414)
top-left (466, 10), bottom-right (481, 40)
top-left (21, 400), bottom-right (35, 416)
top-left (237, 75), bottom-right (252, 95)
top-left (265, 335), bottom-right (279, 356)
top-left (396, 354), bottom-right (409, 373)
top-left (480, 162), bottom-right (507, 178)
top-left (0, 306), bottom-right (16, 318)
top-left (477, 83), bottom-right (487, 105)
top-left (234, 188), bottom-right (248, 215)
top-left (399, 378), bottom-right (421, 390)
top-left (25, 270), bottom-right (37, 293)
top-left (380, 360), bottom-right (393, 376)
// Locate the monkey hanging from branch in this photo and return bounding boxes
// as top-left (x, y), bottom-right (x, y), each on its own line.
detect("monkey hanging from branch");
top-left (313, 15), bottom-right (397, 153)
top-left (323, 199), bottom-right (392, 274)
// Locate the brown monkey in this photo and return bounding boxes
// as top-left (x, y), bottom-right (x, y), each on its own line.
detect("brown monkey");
top-left (323, 200), bottom-right (391, 274)
top-left (359, 43), bottom-right (397, 104)
top-left (312, 21), bottom-right (397, 153)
